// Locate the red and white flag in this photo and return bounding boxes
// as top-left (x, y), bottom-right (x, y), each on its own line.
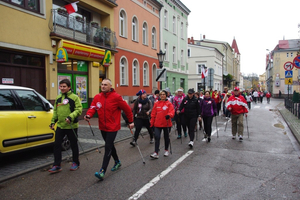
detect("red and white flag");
top-left (64, 1), bottom-right (79, 14)
top-left (201, 66), bottom-right (208, 79)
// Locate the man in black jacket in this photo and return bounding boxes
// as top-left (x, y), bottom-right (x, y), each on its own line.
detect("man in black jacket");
top-left (178, 88), bottom-right (201, 147)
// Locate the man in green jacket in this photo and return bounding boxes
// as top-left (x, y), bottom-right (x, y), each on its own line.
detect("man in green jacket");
top-left (49, 79), bottom-right (82, 173)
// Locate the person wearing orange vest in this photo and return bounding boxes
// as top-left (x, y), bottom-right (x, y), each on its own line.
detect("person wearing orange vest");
top-left (226, 87), bottom-right (249, 141)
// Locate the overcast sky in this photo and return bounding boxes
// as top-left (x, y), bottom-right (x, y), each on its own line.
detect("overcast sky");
top-left (180, 0), bottom-right (300, 76)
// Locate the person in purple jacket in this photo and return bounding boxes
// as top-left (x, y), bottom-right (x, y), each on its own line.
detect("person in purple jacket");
top-left (200, 91), bottom-right (217, 142)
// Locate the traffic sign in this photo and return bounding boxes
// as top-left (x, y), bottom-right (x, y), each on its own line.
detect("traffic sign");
top-left (285, 78), bottom-right (293, 85)
top-left (283, 61), bottom-right (294, 71)
top-left (293, 55), bottom-right (300, 69)
top-left (285, 70), bottom-right (293, 78)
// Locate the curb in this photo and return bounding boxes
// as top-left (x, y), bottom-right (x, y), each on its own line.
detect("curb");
top-left (278, 109), bottom-right (300, 145)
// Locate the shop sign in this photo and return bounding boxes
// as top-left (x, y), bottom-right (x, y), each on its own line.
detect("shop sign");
top-left (2, 78), bottom-right (14, 84)
top-left (56, 48), bottom-right (68, 63)
top-left (58, 40), bottom-right (105, 62)
top-left (101, 50), bottom-right (111, 67)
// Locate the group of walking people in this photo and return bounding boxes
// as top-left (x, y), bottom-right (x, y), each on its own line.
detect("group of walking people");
top-left (48, 78), bottom-right (249, 181)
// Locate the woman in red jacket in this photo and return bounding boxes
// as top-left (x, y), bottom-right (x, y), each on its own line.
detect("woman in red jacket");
top-left (150, 90), bottom-right (175, 158)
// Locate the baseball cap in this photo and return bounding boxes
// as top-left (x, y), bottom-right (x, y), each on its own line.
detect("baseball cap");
top-left (188, 88), bottom-right (195, 94)
top-left (177, 88), bottom-right (183, 92)
top-left (234, 87), bottom-right (240, 91)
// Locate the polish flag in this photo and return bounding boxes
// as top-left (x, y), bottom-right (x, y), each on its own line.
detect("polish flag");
top-left (64, 1), bottom-right (79, 14)
top-left (201, 66), bottom-right (208, 79)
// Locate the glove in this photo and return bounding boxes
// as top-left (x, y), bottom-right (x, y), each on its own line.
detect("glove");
top-left (85, 115), bottom-right (90, 119)
top-left (49, 123), bottom-right (55, 130)
top-left (165, 115), bottom-right (170, 120)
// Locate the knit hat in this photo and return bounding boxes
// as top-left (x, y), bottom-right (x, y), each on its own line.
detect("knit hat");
top-left (136, 89), bottom-right (146, 96)
top-left (188, 88), bottom-right (195, 94)
top-left (165, 88), bottom-right (170, 93)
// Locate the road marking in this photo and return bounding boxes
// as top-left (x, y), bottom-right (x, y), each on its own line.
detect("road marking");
top-left (202, 128), bottom-right (220, 141)
top-left (253, 106), bottom-right (260, 109)
top-left (128, 150), bottom-right (194, 200)
top-left (223, 119), bottom-right (231, 125)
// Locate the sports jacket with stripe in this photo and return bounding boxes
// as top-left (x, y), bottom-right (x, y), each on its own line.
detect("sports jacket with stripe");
top-left (226, 95), bottom-right (249, 115)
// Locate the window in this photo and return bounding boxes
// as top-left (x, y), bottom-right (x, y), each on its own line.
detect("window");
top-left (152, 27), bottom-right (156, 49)
top-left (119, 10), bottom-right (127, 37)
top-left (133, 60), bottom-right (139, 85)
top-left (188, 48), bottom-right (191, 57)
top-left (15, 90), bottom-right (44, 111)
top-left (132, 17), bottom-right (138, 41)
top-left (164, 10), bottom-right (168, 29)
top-left (198, 64), bottom-right (205, 74)
top-left (120, 57), bottom-right (128, 85)
top-left (172, 46), bottom-right (176, 63)
top-left (143, 62), bottom-right (149, 86)
top-left (142, 22), bottom-right (148, 45)
top-left (180, 79), bottom-right (185, 90)
top-left (180, 22), bottom-right (183, 38)
top-left (173, 16), bottom-right (176, 34)
top-left (172, 78), bottom-right (176, 94)
top-left (181, 50), bottom-right (184, 65)
top-left (291, 52), bottom-right (293, 57)
top-left (5, 0), bottom-right (40, 13)
top-left (164, 43), bottom-right (168, 61)
top-left (287, 53), bottom-right (289, 57)
top-left (0, 90), bottom-right (17, 111)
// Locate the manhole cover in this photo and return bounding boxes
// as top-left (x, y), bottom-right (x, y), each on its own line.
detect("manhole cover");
top-left (269, 109), bottom-right (278, 111)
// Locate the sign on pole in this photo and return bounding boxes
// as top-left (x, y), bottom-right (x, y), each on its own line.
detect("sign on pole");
top-left (156, 68), bottom-right (166, 82)
top-left (283, 61), bottom-right (294, 71)
top-left (285, 78), bottom-right (293, 85)
top-left (285, 70), bottom-right (293, 78)
top-left (293, 55), bottom-right (300, 69)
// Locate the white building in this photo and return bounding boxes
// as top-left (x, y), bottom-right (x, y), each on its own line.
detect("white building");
top-left (187, 44), bottom-right (223, 91)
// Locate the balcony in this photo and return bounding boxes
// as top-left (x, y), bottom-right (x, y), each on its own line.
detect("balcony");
top-left (50, 9), bottom-right (117, 50)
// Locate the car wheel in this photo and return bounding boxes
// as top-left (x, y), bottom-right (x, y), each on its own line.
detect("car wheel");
top-left (61, 135), bottom-right (71, 151)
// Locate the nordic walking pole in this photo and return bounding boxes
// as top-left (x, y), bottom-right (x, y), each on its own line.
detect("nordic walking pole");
top-left (122, 112), bottom-right (145, 164)
top-left (224, 118), bottom-right (228, 132)
top-left (86, 119), bottom-right (101, 153)
top-left (166, 119), bottom-right (172, 154)
top-left (69, 123), bottom-right (88, 161)
top-left (246, 115), bottom-right (249, 138)
top-left (215, 115), bottom-right (219, 138)
top-left (50, 124), bottom-right (71, 161)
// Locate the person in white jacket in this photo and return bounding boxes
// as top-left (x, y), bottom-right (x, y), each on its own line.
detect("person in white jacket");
top-left (253, 90), bottom-right (258, 104)
top-left (245, 93), bottom-right (253, 110)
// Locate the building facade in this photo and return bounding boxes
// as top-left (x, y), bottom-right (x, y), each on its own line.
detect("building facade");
top-left (114, 0), bottom-right (162, 101)
top-left (187, 44), bottom-right (223, 91)
top-left (0, 0), bottom-right (117, 112)
top-left (160, 0), bottom-right (190, 94)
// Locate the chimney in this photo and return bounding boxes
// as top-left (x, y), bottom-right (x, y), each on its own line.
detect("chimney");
top-left (191, 37), bottom-right (194, 44)
top-left (188, 38), bottom-right (191, 44)
top-left (203, 35), bottom-right (206, 39)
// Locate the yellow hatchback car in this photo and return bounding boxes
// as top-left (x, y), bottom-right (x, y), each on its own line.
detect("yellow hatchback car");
top-left (0, 85), bottom-right (69, 155)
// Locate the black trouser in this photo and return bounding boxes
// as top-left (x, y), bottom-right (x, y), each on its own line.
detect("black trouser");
top-left (101, 131), bottom-right (119, 172)
top-left (253, 97), bottom-right (257, 103)
top-left (154, 127), bottom-right (170, 153)
top-left (175, 113), bottom-right (186, 136)
top-left (260, 97), bottom-right (263, 103)
top-left (203, 116), bottom-right (213, 137)
top-left (217, 102), bottom-right (221, 115)
top-left (267, 98), bottom-right (270, 103)
top-left (134, 118), bottom-right (153, 141)
top-left (53, 127), bottom-right (79, 166)
top-left (185, 117), bottom-right (197, 141)
top-left (247, 102), bottom-right (251, 110)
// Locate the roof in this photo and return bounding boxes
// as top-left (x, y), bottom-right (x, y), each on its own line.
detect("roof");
top-left (231, 38), bottom-right (240, 54)
top-left (277, 39), bottom-right (300, 50)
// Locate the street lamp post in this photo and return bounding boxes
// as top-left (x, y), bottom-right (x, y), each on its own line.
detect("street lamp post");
top-left (157, 50), bottom-right (165, 90)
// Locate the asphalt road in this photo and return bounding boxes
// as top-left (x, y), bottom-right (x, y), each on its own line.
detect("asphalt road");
top-left (0, 99), bottom-right (300, 200)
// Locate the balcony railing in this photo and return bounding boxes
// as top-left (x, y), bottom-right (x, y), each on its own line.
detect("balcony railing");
top-left (50, 9), bottom-right (117, 50)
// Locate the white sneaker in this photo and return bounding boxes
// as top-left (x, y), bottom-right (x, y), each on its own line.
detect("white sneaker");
top-left (150, 138), bottom-right (154, 144)
top-left (239, 135), bottom-right (243, 141)
top-left (188, 141), bottom-right (194, 147)
top-left (164, 150), bottom-right (169, 157)
top-left (232, 135), bottom-right (236, 139)
top-left (150, 152), bottom-right (159, 159)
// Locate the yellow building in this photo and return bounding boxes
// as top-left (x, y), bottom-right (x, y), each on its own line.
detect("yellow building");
top-left (266, 40), bottom-right (300, 97)
top-left (0, 0), bottom-right (117, 111)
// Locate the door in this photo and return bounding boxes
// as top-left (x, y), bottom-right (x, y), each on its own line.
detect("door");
top-left (14, 89), bottom-right (54, 148)
top-left (0, 89), bottom-right (27, 153)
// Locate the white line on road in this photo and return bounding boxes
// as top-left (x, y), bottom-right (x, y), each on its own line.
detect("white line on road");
top-left (223, 119), bottom-right (231, 125)
top-left (128, 150), bottom-right (194, 200)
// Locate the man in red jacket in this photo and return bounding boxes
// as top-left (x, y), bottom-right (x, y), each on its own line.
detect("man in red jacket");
top-left (226, 87), bottom-right (248, 141)
top-left (84, 79), bottom-right (134, 180)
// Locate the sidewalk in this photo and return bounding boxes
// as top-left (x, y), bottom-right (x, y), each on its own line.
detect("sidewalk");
top-left (78, 117), bottom-right (127, 127)
top-left (277, 102), bottom-right (300, 144)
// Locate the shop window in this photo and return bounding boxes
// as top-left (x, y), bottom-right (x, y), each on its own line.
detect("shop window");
top-left (58, 60), bottom-right (88, 72)
top-left (0, 52), bottom-right (11, 63)
top-left (13, 55), bottom-right (29, 65)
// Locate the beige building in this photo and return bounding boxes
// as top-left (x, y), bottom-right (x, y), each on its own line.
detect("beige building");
top-left (259, 72), bottom-right (266, 92)
top-left (0, 0), bottom-right (117, 112)
top-left (266, 39), bottom-right (300, 97)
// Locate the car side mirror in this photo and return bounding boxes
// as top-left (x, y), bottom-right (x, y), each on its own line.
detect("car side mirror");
top-left (45, 103), bottom-right (51, 111)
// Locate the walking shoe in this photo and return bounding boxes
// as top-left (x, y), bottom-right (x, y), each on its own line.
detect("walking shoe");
top-left (130, 139), bottom-right (136, 147)
top-left (48, 165), bottom-right (62, 173)
top-left (184, 132), bottom-right (187, 137)
top-left (188, 141), bottom-right (194, 148)
top-left (204, 133), bottom-right (207, 139)
top-left (164, 150), bottom-right (169, 157)
top-left (208, 137), bottom-right (211, 143)
top-left (177, 135), bottom-right (181, 139)
top-left (111, 160), bottom-right (121, 171)
top-left (150, 138), bottom-right (154, 144)
top-left (232, 135), bottom-right (236, 139)
top-left (95, 169), bottom-right (105, 181)
top-left (239, 135), bottom-right (243, 142)
top-left (70, 162), bottom-right (79, 171)
top-left (150, 152), bottom-right (159, 159)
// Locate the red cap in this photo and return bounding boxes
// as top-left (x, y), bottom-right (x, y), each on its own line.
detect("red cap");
top-left (234, 87), bottom-right (240, 91)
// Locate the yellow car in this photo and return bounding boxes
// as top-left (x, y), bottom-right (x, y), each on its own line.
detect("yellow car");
top-left (0, 85), bottom-right (69, 155)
